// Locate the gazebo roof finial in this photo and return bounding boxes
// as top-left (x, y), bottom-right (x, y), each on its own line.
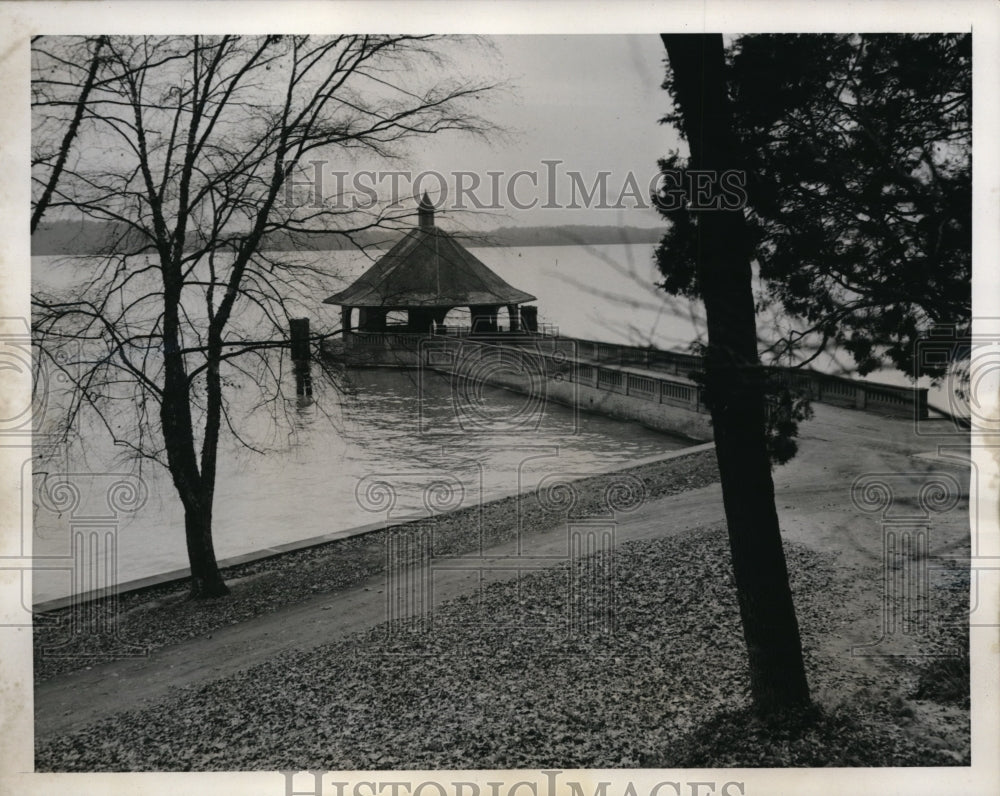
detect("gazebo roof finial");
top-left (418, 192), bottom-right (435, 229)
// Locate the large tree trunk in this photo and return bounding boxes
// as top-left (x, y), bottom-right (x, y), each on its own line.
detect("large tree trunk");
top-left (183, 500), bottom-right (229, 598)
top-left (160, 280), bottom-right (230, 599)
top-left (161, 372), bottom-right (231, 599)
top-left (661, 33), bottom-right (810, 713)
top-left (189, 339), bottom-right (229, 598)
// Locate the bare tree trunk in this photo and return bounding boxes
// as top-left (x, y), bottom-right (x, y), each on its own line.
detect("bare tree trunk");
top-left (159, 262), bottom-right (230, 597)
top-left (160, 365), bottom-right (230, 598)
top-left (182, 494), bottom-right (228, 598)
top-left (661, 33), bottom-right (810, 713)
top-left (190, 338), bottom-right (228, 598)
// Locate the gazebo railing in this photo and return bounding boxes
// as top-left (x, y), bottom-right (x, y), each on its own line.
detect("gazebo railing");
top-left (347, 331), bottom-right (428, 349)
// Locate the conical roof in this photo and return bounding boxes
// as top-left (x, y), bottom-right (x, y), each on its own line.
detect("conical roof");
top-left (323, 198), bottom-right (536, 308)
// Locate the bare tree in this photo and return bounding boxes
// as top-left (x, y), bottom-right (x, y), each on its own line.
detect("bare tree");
top-left (31, 35), bottom-right (493, 597)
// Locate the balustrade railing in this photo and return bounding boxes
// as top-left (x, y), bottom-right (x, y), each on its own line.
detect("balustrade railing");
top-left (549, 335), bottom-right (927, 419)
top-left (342, 331), bottom-right (927, 419)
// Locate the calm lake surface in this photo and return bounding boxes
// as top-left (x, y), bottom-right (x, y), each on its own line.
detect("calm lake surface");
top-left (30, 244), bottom-right (699, 603)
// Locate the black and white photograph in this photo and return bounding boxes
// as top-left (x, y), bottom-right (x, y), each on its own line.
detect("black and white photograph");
top-left (1, 2), bottom-right (998, 795)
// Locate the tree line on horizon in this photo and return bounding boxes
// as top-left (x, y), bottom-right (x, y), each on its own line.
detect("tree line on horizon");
top-left (31, 218), bottom-right (664, 256)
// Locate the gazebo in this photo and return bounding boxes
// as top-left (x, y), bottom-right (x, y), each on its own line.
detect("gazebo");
top-left (324, 194), bottom-right (538, 338)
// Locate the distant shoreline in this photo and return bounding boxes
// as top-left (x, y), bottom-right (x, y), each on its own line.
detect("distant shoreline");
top-left (31, 220), bottom-right (663, 257)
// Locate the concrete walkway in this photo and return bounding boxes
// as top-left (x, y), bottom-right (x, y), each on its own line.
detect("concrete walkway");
top-left (34, 403), bottom-right (971, 738)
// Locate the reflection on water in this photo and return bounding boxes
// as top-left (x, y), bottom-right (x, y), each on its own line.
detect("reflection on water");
top-left (32, 365), bottom-right (690, 604)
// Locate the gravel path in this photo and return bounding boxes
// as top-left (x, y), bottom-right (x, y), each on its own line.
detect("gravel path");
top-left (35, 524), bottom-right (969, 771)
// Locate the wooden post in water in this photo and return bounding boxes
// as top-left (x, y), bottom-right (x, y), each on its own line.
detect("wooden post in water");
top-left (290, 318), bottom-right (312, 399)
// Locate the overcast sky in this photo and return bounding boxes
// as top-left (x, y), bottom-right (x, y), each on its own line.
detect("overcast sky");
top-left (33, 34), bottom-right (684, 233)
top-left (380, 35), bottom-right (684, 230)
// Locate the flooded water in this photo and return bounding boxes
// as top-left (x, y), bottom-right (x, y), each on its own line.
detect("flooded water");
top-left (30, 244), bottom-right (697, 603)
top-left (29, 242), bottom-right (940, 603)
top-left (31, 365), bottom-right (690, 603)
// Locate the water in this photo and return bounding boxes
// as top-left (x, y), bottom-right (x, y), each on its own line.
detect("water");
top-left (30, 244), bottom-right (698, 603)
top-left (29, 241), bottom-right (945, 603)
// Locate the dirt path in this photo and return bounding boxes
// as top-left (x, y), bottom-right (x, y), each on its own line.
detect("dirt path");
top-left (34, 403), bottom-right (970, 738)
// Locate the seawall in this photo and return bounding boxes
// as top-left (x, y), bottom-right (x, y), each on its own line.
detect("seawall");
top-left (322, 334), bottom-right (714, 441)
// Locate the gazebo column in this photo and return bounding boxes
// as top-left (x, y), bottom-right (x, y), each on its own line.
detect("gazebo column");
top-left (358, 307), bottom-right (373, 332)
top-left (358, 307), bottom-right (387, 332)
top-left (432, 308), bottom-right (449, 333)
top-left (520, 305), bottom-right (538, 333)
top-left (407, 308), bottom-right (436, 334)
top-left (341, 306), bottom-right (353, 338)
top-left (506, 304), bottom-right (520, 333)
top-left (469, 304), bottom-right (499, 334)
